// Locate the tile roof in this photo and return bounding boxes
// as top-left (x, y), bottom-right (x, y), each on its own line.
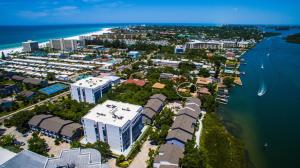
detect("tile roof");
top-left (124, 79), bottom-right (146, 87)
top-left (186, 97), bottom-right (201, 106)
top-left (142, 108), bottom-right (157, 120)
top-left (177, 107), bottom-right (200, 119)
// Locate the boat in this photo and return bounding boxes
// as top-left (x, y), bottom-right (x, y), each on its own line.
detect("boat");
top-left (267, 53), bottom-right (270, 56)
top-left (261, 64), bottom-right (264, 69)
top-left (263, 142), bottom-right (269, 150)
top-left (257, 84), bottom-right (267, 96)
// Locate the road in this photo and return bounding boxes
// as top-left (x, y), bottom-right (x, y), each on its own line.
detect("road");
top-left (0, 91), bottom-right (70, 122)
top-left (195, 111), bottom-right (206, 147)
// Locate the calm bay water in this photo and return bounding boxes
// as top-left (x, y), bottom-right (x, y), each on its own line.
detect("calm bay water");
top-left (220, 29), bottom-right (300, 168)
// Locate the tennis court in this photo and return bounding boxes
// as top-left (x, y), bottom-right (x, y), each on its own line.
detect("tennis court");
top-left (39, 83), bottom-right (68, 95)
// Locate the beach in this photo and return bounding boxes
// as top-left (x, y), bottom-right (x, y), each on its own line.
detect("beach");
top-left (0, 27), bottom-right (111, 56)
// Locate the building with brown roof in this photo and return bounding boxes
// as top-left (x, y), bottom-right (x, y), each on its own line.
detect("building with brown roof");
top-left (142, 94), bottom-right (167, 124)
top-left (177, 107), bottom-right (200, 120)
top-left (28, 114), bottom-right (53, 131)
top-left (142, 108), bottom-right (157, 124)
top-left (39, 117), bottom-right (73, 138)
top-left (153, 144), bottom-right (183, 168)
top-left (124, 79), bottom-right (146, 87)
top-left (152, 82), bottom-right (166, 89)
top-left (196, 77), bottom-right (212, 86)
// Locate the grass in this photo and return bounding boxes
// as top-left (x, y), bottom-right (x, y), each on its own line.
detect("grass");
top-left (201, 113), bottom-right (248, 168)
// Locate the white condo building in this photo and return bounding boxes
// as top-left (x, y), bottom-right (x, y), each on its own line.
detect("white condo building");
top-left (22, 40), bottom-right (39, 52)
top-left (81, 100), bottom-right (144, 155)
top-left (49, 38), bottom-right (78, 51)
top-left (70, 77), bottom-right (111, 104)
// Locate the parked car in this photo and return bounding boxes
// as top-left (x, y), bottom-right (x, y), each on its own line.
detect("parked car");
top-left (14, 140), bottom-right (25, 146)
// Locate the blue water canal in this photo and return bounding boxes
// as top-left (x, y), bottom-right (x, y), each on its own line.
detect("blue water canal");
top-left (220, 28), bottom-right (300, 168)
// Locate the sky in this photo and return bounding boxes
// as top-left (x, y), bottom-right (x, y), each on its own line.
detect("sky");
top-left (0, 0), bottom-right (299, 25)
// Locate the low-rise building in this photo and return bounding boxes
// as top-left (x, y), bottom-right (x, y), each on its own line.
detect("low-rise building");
top-left (142, 94), bottom-right (166, 124)
top-left (153, 144), bottom-right (184, 168)
top-left (128, 51), bottom-right (140, 59)
top-left (186, 40), bottom-right (223, 50)
top-left (81, 100), bottom-right (144, 155)
top-left (28, 115), bottom-right (82, 142)
top-left (174, 45), bottom-right (186, 54)
top-left (70, 77), bottom-right (111, 104)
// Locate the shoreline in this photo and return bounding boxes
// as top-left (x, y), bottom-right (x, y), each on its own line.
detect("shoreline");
top-left (0, 27), bottom-right (112, 56)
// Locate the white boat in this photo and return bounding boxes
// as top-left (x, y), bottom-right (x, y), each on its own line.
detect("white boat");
top-left (267, 53), bottom-right (270, 56)
top-left (257, 83), bottom-right (267, 96)
top-left (261, 64), bottom-right (264, 69)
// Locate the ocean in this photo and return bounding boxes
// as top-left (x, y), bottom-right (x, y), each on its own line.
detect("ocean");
top-left (0, 24), bottom-right (126, 50)
top-left (219, 28), bottom-right (300, 168)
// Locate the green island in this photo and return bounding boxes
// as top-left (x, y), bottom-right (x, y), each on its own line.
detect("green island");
top-left (286, 33), bottom-right (300, 44)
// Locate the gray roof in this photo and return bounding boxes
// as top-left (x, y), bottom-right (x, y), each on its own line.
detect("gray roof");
top-left (39, 117), bottom-right (73, 133)
top-left (20, 91), bottom-right (35, 98)
top-left (171, 115), bottom-right (196, 134)
top-left (154, 144), bottom-right (183, 166)
top-left (0, 150), bottom-right (48, 168)
top-left (23, 78), bottom-right (44, 85)
top-left (160, 165), bottom-right (179, 168)
top-left (60, 123), bottom-right (82, 137)
top-left (186, 97), bottom-right (201, 106)
top-left (28, 114), bottom-right (53, 127)
top-left (184, 104), bottom-right (201, 114)
top-left (45, 148), bottom-right (101, 168)
top-left (150, 94), bottom-right (167, 102)
top-left (145, 99), bottom-right (163, 112)
top-left (142, 108), bottom-right (157, 120)
top-left (11, 75), bottom-right (25, 81)
top-left (177, 107), bottom-right (200, 119)
top-left (166, 129), bottom-right (193, 144)
top-left (0, 148), bottom-right (102, 168)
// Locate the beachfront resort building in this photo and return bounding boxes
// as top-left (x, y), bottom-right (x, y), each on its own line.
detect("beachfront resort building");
top-left (22, 40), bottom-right (39, 52)
top-left (81, 100), bottom-right (144, 155)
top-left (70, 77), bottom-right (111, 104)
top-left (49, 38), bottom-right (79, 51)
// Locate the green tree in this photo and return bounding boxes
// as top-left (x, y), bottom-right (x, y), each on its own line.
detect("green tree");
top-left (116, 154), bottom-right (126, 165)
top-left (86, 141), bottom-right (112, 162)
top-left (47, 72), bottom-right (56, 81)
top-left (0, 135), bottom-right (15, 146)
top-left (223, 77), bottom-right (234, 88)
top-left (180, 140), bottom-right (207, 168)
top-left (1, 52), bottom-right (5, 60)
top-left (198, 69), bottom-right (210, 77)
top-left (28, 132), bottom-right (48, 156)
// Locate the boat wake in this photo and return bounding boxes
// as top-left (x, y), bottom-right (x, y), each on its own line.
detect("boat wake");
top-left (257, 82), bottom-right (267, 96)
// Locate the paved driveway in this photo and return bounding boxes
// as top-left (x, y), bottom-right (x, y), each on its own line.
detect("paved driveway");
top-left (129, 139), bottom-right (157, 168)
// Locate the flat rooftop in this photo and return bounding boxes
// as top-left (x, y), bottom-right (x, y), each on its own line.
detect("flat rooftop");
top-left (72, 77), bottom-right (111, 89)
top-left (83, 100), bottom-right (142, 127)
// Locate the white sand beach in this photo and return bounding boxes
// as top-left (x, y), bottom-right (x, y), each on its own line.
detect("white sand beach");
top-left (0, 27), bottom-right (111, 56)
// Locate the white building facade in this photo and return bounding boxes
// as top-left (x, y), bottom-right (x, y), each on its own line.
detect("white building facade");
top-left (49, 39), bottom-right (78, 51)
top-left (81, 100), bottom-right (144, 155)
top-left (70, 77), bottom-right (111, 104)
top-left (22, 40), bottom-right (39, 52)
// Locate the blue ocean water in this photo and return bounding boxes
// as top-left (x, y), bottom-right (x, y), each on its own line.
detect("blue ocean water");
top-left (220, 28), bottom-right (300, 168)
top-left (0, 24), bottom-right (124, 50)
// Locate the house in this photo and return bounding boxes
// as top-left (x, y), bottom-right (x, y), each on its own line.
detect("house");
top-left (23, 78), bottom-right (47, 86)
top-left (159, 73), bottom-right (174, 80)
top-left (198, 87), bottom-right (211, 95)
top-left (150, 94), bottom-right (167, 102)
top-left (152, 82), bottom-right (166, 89)
top-left (0, 148), bottom-right (104, 168)
top-left (81, 100), bottom-right (144, 155)
top-left (171, 115), bottom-right (197, 134)
top-left (153, 144), bottom-right (183, 168)
top-left (124, 79), bottom-right (146, 87)
top-left (196, 77), bottom-right (213, 86)
top-left (0, 98), bottom-right (14, 110)
top-left (0, 84), bottom-right (18, 95)
top-left (177, 107), bottom-right (200, 120)
top-left (142, 94), bottom-right (167, 124)
top-left (28, 115), bottom-right (82, 142)
top-left (186, 97), bottom-right (202, 107)
top-left (166, 129), bottom-right (193, 149)
top-left (19, 91), bottom-right (35, 100)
